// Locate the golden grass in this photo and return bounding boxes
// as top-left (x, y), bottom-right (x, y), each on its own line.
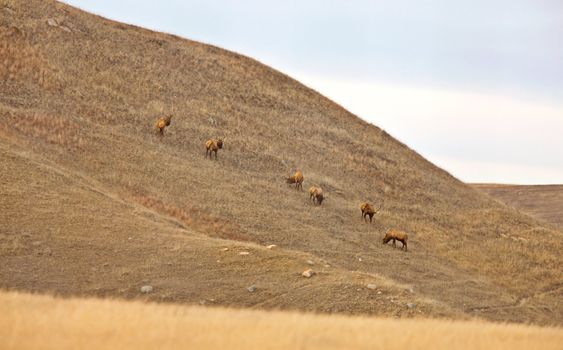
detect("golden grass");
top-left (0, 112), bottom-right (83, 149)
top-left (0, 26), bottom-right (59, 88)
top-left (131, 193), bottom-right (250, 241)
top-left (1, 291), bottom-right (562, 350)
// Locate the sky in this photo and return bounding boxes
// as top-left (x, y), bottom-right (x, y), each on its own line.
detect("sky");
top-left (64, 0), bottom-right (563, 184)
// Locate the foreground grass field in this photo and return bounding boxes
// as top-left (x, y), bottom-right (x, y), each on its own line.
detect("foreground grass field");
top-left (1, 291), bottom-right (562, 350)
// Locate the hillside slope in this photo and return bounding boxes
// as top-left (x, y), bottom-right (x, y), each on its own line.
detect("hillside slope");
top-left (474, 184), bottom-right (563, 231)
top-left (1, 0), bottom-right (561, 325)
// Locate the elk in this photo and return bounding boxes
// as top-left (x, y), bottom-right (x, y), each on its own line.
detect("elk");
top-left (155, 115), bottom-right (172, 135)
top-left (382, 229), bottom-right (408, 251)
top-left (308, 186), bottom-right (324, 205)
top-left (286, 169), bottom-right (304, 190)
top-left (360, 201), bottom-right (383, 223)
top-left (205, 138), bottom-right (224, 159)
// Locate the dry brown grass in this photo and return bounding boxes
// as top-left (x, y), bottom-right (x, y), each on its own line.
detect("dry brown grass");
top-left (0, 112), bottom-right (83, 149)
top-left (0, 0), bottom-right (562, 327)
top-left (0, 25), bottom-right (59, 88)
top-left (1, 291), bottom-right (562, 350)
top-left (131, 193), bottom-right (250, 241)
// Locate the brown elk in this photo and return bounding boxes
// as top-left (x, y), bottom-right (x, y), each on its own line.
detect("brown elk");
top-left (382, 229), bottom-right (408, 251)
top-left (205, 138), bottom-right (224, 159)
top-left (286, 169), bottom-right (304, 190)
top-left (308, 186), bottom-right (324, 205)
top-left (360, 201), bottom-right (383, 223)
top-left (155, 115), bottom-right (172, 135)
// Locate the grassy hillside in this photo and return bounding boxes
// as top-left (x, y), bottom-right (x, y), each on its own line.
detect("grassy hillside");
top-left (1, 0), bottom-right (562, 325)
top-left (474, 184), bottom-right (563, 231)
top-left (2, 291), bottom-right (562, 350)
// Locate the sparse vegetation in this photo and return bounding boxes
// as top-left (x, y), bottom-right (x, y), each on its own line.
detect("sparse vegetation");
top-left (0, 113), bottom-right (83, 149)
top-left (0, 25), bottom-right (59, 88)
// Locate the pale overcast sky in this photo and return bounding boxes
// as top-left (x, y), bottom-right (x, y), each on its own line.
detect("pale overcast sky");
top-left (64, 0), bottom-right (563, 184)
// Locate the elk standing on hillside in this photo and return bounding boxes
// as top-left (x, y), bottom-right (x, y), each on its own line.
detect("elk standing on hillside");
top-left (360, 201), bottom-right (383, 223)
top-left (286, 169), bottom-right (304, 190)
top-left (155, 115), bottom-right (172, 135)
top-left (382, 229), bottom-right (408, 251)
top-left (308, 186), bottom-right (324, 205)
top-left (205, 138), bottom-right (224, 159)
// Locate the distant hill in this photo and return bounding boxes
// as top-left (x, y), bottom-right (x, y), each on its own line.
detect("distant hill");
top-left (1, 0), bottom-right (561, 325)
top-left (473, 184), bottom-right (563, 231)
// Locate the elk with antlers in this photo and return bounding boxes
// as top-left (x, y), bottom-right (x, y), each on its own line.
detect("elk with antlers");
top-left (360, 201), bottom-right (383, 223)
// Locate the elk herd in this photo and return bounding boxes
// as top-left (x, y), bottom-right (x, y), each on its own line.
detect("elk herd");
top-left (154, 115), bottom-right (409, 252)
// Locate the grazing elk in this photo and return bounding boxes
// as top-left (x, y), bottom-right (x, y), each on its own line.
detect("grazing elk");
top-left (308, 186), bottom-right (324, 205)
top-left (360, 201), bottom-right (383, 223)
top-left (382, 229), bottom-right (408, 252)
top-left (155, 115), bottom-right (172, 135)
top-left (205, 138), bottom-right (224, 159)
top-left (286, 169), bottom-right (304, 190)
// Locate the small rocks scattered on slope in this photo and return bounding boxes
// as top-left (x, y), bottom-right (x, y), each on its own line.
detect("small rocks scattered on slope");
top-left (140, 285), bottom-right (153, 293)
top-left (45, 18), bottom-right (72, 32)
top-left (302, 269), bottom-right (315, 278)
